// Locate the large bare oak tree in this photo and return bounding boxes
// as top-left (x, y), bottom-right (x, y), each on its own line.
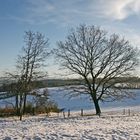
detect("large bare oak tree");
top-left (55, 25), bottom-right (139, 115)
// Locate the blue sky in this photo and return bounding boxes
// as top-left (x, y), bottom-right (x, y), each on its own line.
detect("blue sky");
top-left (1, 0), bottom-right (140, 78)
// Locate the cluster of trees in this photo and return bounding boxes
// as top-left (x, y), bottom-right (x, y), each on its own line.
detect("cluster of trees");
top-left (0, 25), bottom-right (139, 119)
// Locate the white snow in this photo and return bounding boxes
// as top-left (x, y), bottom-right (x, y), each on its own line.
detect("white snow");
top-left (0, 109), bottom-right (140, 140)
top-left (0, 87), bottom-right (140, 139)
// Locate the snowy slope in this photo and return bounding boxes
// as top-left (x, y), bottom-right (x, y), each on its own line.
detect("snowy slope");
top-left (48, 87), bottom-right (140, 111)
top-left (0, 87), bottom-right (140, 112)
top-left (0, 111), bottom-right (140, 140)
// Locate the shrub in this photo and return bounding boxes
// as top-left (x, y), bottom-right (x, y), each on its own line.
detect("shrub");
top-left (0, 107), bottom-right (16, 117)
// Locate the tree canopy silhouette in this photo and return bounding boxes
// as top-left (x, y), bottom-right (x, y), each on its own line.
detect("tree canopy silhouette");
top-left (55, 25), bottom-right (139, 115)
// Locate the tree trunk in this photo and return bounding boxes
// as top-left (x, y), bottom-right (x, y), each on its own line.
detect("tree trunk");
top-left (19, 94), bottom-right (23, 121)
top-left (23, 93), bottom-right (27, 114)
top-left (91, 93), bottom-right (101, 116)
top-left (94, 99), bottom-right (101, 116)
top-left (15, 94), bottom-right (19, 116)
top-left (19, 113), bottom-right (22, 121)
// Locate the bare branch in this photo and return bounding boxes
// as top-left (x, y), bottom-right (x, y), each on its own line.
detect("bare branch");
top-left (55, 24), bottom-right (140, 115)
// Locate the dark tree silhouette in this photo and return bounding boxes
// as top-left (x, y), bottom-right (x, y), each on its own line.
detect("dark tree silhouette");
top-left (55, 25), bottom-right (139, 115)
top-left (6, 31), bottom-right (50, 120)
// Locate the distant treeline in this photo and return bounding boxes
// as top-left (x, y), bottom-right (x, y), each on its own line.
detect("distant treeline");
top-left (1, 77), bottom-right (140, 93)
top-left (0, 78), bottom-right (83, 92)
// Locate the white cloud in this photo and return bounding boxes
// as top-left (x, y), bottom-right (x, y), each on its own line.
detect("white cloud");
top-left (5, 0), bottom-right (140, 47)
top-left (21, 0), bottom-right (140, 47)
top-left (4, 0), bottom-right (140, 24)
top-left (96, 0), bottom-right (140, 20)
top-left (20, 0), bottom-right (140, 25)
top-left (26, 0), bottom-right (55, 16)
top-left (106, 26), bottom-right (140, 48)
top-left (22, 0), bottom-right (85, 25)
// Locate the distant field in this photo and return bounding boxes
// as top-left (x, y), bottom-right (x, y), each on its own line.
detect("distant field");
top-left (0, 87), bottom-right (140, 112)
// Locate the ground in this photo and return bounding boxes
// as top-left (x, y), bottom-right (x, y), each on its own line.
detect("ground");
top-left (0, 110), bottom-right (140, 140)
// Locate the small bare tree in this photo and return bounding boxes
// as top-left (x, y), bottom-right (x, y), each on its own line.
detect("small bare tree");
top-left (17, 31), bottom-right (50, 116)
top-left (6, 31), bottom-right (50, 120)
top-left (55, 25), bottom-right (139, 115)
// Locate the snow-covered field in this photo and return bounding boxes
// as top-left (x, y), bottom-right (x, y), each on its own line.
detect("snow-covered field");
top-left (0, 87), bottom-right (140, 139)
top-left (0, 110), bottom-right (140, 140)
top-left (1, 87), bottom-right (140, 112)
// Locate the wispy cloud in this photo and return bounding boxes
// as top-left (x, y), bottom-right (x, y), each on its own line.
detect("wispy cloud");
top-left (103, 22), bottom-right (140, 47)
top-left (18, 0), bottom-right (140, 47)
top-left (2, 0), bottom-right (140, 25)
top-left (94, 0), bottom-right (140, 20)
top-left (3, 0), bottom-right (140, 46)
top-left (21, 0), bottom-right (89, 25)
top-left (5, 0), bottom-right (140, 25)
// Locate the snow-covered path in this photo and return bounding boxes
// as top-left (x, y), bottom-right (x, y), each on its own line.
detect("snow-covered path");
top-left (0, 112), bottom-right (140, 140)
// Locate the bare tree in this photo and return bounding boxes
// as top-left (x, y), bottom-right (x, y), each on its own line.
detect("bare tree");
top-left (7, 31), bottom-right (50, 120)
top-left (55, 25), bottom-right (139, 115)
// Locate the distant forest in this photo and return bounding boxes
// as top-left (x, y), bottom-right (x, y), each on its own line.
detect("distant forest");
top-left (1, 76), bottom-right (140, 92)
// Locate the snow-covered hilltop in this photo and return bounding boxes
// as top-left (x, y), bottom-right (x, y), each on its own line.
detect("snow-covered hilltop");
top-left (0, 110), bottom-right (140, 140)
